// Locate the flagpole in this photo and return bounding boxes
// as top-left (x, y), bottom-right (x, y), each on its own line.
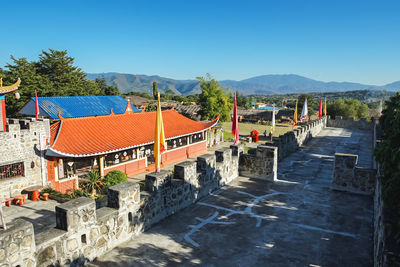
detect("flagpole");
top-left (154, 92), bottom-right (166, 173)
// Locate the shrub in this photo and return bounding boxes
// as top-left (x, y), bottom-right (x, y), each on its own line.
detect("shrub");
top-left (103, 170), bottom-right (127, 187)
top-left (69, 189), bottom-right (89, 199)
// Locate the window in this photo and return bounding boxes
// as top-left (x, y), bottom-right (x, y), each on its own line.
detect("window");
top-left (189, 132), bottom-right (204, 144)
top-left (104, 149), bottom-right (137, 168)
top-left (0, 162), bottom-right (24, 180)
top-left (63, 157), bottom-right (97, 178)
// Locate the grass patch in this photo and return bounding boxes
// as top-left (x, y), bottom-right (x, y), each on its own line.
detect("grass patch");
top-left (223, 131), bottom-right (234, 141)
top-left (221, 121), bottom-right (294, 137)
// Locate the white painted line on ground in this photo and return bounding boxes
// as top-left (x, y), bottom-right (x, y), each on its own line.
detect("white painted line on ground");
top-left (184, 211), bottom-right (235, 247)
top-left (294, 223), bottom-right (358, 238)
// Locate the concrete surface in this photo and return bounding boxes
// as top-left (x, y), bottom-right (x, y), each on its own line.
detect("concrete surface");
top-left (2, 199), bottom-right (58, 234)
top-left (91, 127), bottom-right (374, 267)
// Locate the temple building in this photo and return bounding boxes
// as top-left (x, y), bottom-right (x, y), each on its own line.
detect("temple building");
top-left (46, 101), bottom-right (221, 184)
top-left (19, 95), bottom-right (141, 119)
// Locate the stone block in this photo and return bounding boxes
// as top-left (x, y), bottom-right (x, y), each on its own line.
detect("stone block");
top-left (197, 154), bottom-right (216, 171)
top-left (230, 143), bottom-right (244, 157)
top-left (215, 147), bottom-right (231, 163)
top-left (0, 219), bottom-right (35, 266)
top-left (174, 161), bottom-right (197, 181)
top-left (145, 170), bottom-right (172, 193)
top-left (56, 197), bottom-right (96, 232)
top-left (108, 181), bottom-right (140, 210)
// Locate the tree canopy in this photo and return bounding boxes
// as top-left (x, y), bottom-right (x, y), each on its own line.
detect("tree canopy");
top-left (0, 49), bottom-right (119, 117)
top-left (327, 98), bottom-right (369, 120)
top-left (297, 94), bottom-right (316, 115)
top-left (235, 91), bottom-right (251, 109)
top-left (374, 92), bottom-right (400, 216)
top-left (197, 74), bottom-right (232, 122)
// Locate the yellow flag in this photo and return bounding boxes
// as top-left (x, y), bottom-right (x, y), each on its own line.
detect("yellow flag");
top-left (293, 100), bottom-right (298, 127)
top-left (154, 92), bottom-right (166, 172)
top-left (324, 97), bottom-right (327, 116)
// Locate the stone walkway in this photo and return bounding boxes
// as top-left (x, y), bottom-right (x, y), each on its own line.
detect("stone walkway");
top-left (2, 199), bottom-right (58, 234)
top-left (91, 127), bottom-right (374, 266)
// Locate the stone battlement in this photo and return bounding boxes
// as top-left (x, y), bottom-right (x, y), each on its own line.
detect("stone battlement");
top-left (2, 118), bottom-right (50, 136)
top-left (239, 117), bottom-right (327, 180)
top-left (327, 116), bottom-right (375, 131)
top-left (0, 143), bottom-right (244, 266)
top-left (0, 118), bottom-right (50, 199)
top-left (331, 153), bottom-right (376, 195)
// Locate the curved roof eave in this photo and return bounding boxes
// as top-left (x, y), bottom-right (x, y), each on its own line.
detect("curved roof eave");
top-left (46, 117), bottom-right (219, 158)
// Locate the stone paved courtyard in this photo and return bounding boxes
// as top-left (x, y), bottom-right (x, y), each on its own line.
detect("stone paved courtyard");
top-left (91, 127), bottom-right (373, 266)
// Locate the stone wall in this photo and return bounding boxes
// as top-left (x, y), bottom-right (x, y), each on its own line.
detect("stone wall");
top-left (374, 176), bottom-right (400, 266)
top-left (239, 117), bottom-right (326, 179)
top-left (239, 145), bottom-right (277, 181)
top-left (0, 118), bottom-right (50, 199)
top-left (266, 117), bottom-right (326, 161)
top-left (331, 153), bottom-right (376, 195)
top-left (0, 144), bottom-right (243, 266)
top-left (373, 121), bottom-right (400, 266)
top-left (0, 219), bottom-right (36, 266)
top-left (327, 116), bottom-right (374, 131)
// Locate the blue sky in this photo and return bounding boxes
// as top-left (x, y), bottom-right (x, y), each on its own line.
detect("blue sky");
top-left (2, 0), bottom-right (399, 85)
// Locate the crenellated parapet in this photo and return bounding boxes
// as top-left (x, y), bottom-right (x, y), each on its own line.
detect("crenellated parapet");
top-left (327, 115), bottom-right (375, 131)
top-left (0, 118), bottom-right (50, 199)
top-left (0, 144), bottom-right (244, 266)
top-left (332, 153), bottom-right (376, 195)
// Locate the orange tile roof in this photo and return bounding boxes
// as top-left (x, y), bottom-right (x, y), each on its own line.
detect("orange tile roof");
top-left (48, 109), bottom-right (219, 157)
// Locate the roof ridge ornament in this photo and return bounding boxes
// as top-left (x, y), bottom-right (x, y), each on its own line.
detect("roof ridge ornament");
top-left (0, 77), bottom-right (21, 96)
top-left (110, 108), bottom-right (115, 115)
top-left (57, 112), bottom-right (64, 120)
top-left (124, 99), bottom-right (133, 114)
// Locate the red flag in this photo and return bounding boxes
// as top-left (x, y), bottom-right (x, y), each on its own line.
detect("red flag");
top-left (35, 90), bottom-right (39, 120)
top-left (318, 97), bottom-right (322, 118)
top-left (232, 93), bottom-right (239, 144)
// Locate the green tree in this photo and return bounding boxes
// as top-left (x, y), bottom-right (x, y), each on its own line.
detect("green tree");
top-left (298, 94), bottom-right (316, 115)
top-left (327, 98), bottom-right (369, 120)
top-left (2, 49), bottom-right (119, 117)
top-left (94, 77), bottom-right (119, 95)
top-left (197, 74), bottom-right (232, 122)
top-left (236, 91), bottom-right (251, 109)
top-left (374, 93), bottom-right (400, 216)
top-left (152, 81), bottom-right (158, 100)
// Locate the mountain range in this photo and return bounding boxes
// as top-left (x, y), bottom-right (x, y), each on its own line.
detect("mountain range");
top-left (87, 73), bottom-right (399, 96)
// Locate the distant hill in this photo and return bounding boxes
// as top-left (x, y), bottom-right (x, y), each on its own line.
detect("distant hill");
top-left (87, 73), bottom-right (399, 95)
top-left (86, 73), bottom-right (200, 96)
top-left (383, 81), bottom-right (400, 91)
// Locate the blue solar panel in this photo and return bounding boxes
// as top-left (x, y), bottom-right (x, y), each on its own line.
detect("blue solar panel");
top-left (25, 95), bottom-right (141, 119)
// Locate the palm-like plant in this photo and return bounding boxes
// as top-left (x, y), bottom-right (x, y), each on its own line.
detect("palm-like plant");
top-left (84, 170), bottom-right (102, 198)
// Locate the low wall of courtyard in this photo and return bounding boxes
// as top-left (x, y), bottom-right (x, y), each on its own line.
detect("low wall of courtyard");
top-left (0, 144), bottom-right (244, 266)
